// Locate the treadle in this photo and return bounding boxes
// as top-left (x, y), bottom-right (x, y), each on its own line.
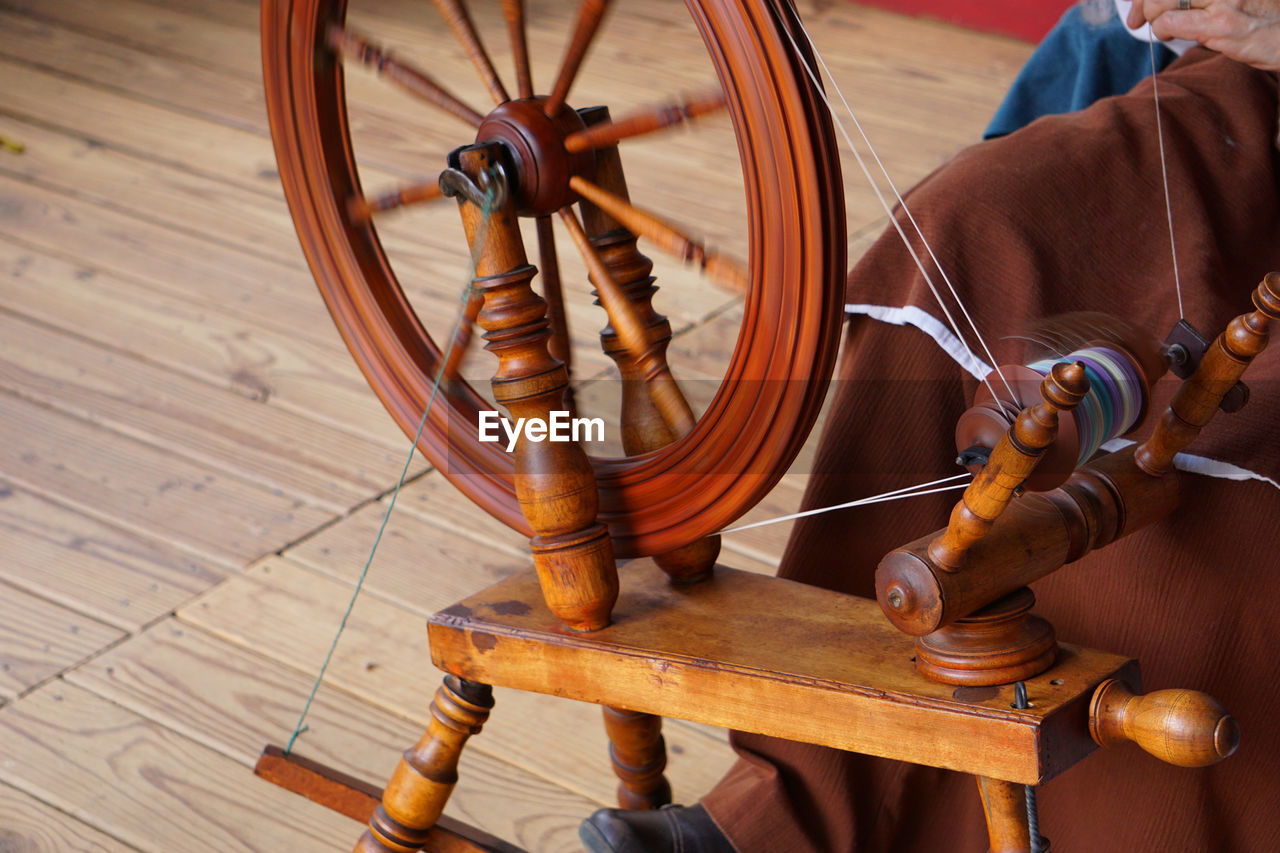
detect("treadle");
top-left (429, 560), bottom-right (1138, 786)
top-left (254, 745), bottom-right (524, 853)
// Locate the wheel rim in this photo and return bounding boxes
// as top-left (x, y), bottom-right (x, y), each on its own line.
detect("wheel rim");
top-left (262, 0), bottom-right (845, 558)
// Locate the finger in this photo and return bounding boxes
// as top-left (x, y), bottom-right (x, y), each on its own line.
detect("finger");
top-left (1132, 0), bottom-right (1207, 23)
top-left (1127, 0), bottom-right (1149, 29)
top-left (1150, 8), bottom-right (1217, 41)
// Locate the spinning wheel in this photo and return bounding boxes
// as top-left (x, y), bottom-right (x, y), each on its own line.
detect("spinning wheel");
top-left (260, 0), bottom-right (845, 559)
top-left (256, 2), bottom-right (1278, 852)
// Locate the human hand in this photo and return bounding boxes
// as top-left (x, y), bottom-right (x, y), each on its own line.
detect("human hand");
top-left (1127, 0), bottom-right (1280, 70)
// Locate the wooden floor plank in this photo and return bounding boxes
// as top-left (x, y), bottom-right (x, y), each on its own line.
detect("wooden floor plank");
top-left (0, 236), bottom-right (410, 450)
top-left (0, 173), bottom-right (342, 347)
top-left (0, 580), bottom-right (123, 702)
top-left (67, 620), bottom-right (596, 852)
top-left (0, 310), bottom-right (411, 512)
top-left (179, 559), bottom-right (738, 808)
top-left (0, 784), bottom-right (140, 852)
top-left (0, 483), bottom-right (225, 633)
top-left (387, 471), bottom-right (532, 562)
top-left (283, 501), bottom-right (526, 613)
top-left (0, 393), bottom-right (333, 570)
top-left (0, 682), bottom-right (359, 852)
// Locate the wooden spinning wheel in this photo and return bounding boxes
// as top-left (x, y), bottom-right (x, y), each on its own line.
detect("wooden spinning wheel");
top-left (260, 0), bottom-right (845, 559)
top-left (256, 2), bottom-right (1278, 852)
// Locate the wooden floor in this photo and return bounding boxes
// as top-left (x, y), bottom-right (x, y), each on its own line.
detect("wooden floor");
top-left (0, 1), bottom-right (1030, 849)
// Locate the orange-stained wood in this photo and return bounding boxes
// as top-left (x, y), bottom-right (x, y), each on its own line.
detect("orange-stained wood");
top-left (544, 0), bottom-right (613, 117)
top-left (878, 445), bottom-right (1181, 637)
top-left (1089, 679), bottom-right (1240, 768)
top-left (976, 776), bottom-right (1032, 853)
top-left (457, 144), bottom-right (618, 632)
top-left (431, 0), bottom-right (509, 106)
top-left (559, 206), bottom-right (696, 437)
top-left (1137, 273), bottom-right (1280, 474)
top-left (429, 560), bottom-right (1136, 786)
top-left (573, 114), bottom-right (719, 583)
top-left (569, 175), bottom-right (749, 294)
top-left (927, 362), bottom-right (1089, 572)
top-left (602, 707), bottom-right (672, 810)
top-left (500, 0), bottom-right (534, 99)
top-left (254, 746), bottom-right (519, 853)
top-left (355, 677), bottom-right (494, 853)
top-left (564, 89), bottom-right (727, 153)
top-left (348, 180), bottom-right (445, 224)
top-left (325, 25), bottom-right (484, 127)
top-left (263, 0), bottom-right (846, 559)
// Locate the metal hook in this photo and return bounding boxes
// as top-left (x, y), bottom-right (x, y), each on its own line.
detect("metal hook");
top-left (438, 161), bottom-right (509, 211)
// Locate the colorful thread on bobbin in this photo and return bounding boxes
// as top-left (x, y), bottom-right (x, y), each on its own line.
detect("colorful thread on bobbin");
top-left (1028, 346), bottom-right (1145, 465)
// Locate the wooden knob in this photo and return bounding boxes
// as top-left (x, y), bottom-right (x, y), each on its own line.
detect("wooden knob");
top-left (1089, 679), bottom-right (1240, 767)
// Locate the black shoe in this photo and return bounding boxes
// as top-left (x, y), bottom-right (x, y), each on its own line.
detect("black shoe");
top-left (579, 804), bottom-right (735, 853)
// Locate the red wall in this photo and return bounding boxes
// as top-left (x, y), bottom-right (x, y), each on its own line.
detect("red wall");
top-left (853, 0), bottom-right (1075, 43)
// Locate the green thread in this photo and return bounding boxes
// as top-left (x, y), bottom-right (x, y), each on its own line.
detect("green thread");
top-left (285, 176), bottom-right (497, 754)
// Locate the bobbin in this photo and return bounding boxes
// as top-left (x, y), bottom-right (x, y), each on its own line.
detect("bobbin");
top-left (956, 344), bottom-right (1154, 491)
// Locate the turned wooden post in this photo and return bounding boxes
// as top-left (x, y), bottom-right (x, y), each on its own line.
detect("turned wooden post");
top-left (602, 706), bottom-right (673, 809)
top-left (976, 776), bottom-right (1033, 853)
top-left (456, 143), bottom-right (619, 631)
top-left (355, 676), bottom-right (493, 853)
top-left (894, 364), bottom-right (1088, 685)
top-left (573, 105), bottom-right (720, 584)
top-left (929, 362), bottom-right (1090, 572)
top-left (1136, 273), bottom-right (1280, 474)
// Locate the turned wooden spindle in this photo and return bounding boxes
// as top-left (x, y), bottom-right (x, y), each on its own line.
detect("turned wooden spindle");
top-left (602, 706), bottom-right (673, 810)
top-left (928, 362), bottom-right (1090, 572)
top-left (976, 776), bottom-right (1033, 853)
top-left (575, 106), bottom-right (719, 584)
top-left (879, 445), bottom-right (1180, 637)
top-left (1089, 679), bottom-right (1240, 768)
top-left (355, 677), bottom-right (493, 853)
top-left (456, 144), bottom-right (618, 631)
top-left (1136, 272), bottom-right (1280, 475)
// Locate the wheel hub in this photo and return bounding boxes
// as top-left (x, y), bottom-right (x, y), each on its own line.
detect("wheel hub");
top-left (475, 97), bottom-right (595, 217)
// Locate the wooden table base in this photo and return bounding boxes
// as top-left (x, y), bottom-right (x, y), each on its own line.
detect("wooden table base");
top-left (429, 560), bottom-right (1138, 786)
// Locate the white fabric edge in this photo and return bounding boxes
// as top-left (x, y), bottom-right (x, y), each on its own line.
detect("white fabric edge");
top-left (1101, 439), bottom-right (1280, 489)
top-left (844, 302), bottom-right (1279, 490)
top-left (844, 302), bottom-right (992, 380)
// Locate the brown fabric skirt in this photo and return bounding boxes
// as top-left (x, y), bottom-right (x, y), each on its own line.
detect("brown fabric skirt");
top-left (702, 49), bottom-right (1280, 852)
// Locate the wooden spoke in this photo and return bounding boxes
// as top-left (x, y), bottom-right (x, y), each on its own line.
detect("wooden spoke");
top-left (564, 89), bottom-right (726, 154)
top-left (442, 289), bottom-right (484, 379)
top-left (544, 0), bottom-right (613, 117)
top-left (348, 177), bottom-right (445, 223)
top-left (569, 175), bottom-right (748, 293)
top-left (501, 0), bottom-right (534, 100)
top-left (536, 216), bottom-right (573, 379)
top-left (431, 0), bottom-right (510, 106)
top-left (559, 206), bottom-right (696, 434)
top-left (327, 25), bottom-right (485, 127)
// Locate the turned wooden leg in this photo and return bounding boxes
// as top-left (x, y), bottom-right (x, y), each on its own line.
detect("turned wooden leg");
top-left (603, 706), bottom-right (672, 809)
top-left (575, 108), bottom-right (718, 586)
top-left (355, 676), bottom-right (493, 853)
top-left (975, 776), bottom-right (1031, 853)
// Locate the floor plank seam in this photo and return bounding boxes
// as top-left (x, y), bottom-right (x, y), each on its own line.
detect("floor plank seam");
top-left (0, 103), bottom-right (285, 204)
top-left (0, 778), bottom-right (148, 852)
top-left (0, 42), bottom-right (264, 133)
top-left (0, 161), bottom-right (317, 273)
top-left (0, 361), bottom-right (358, 517)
